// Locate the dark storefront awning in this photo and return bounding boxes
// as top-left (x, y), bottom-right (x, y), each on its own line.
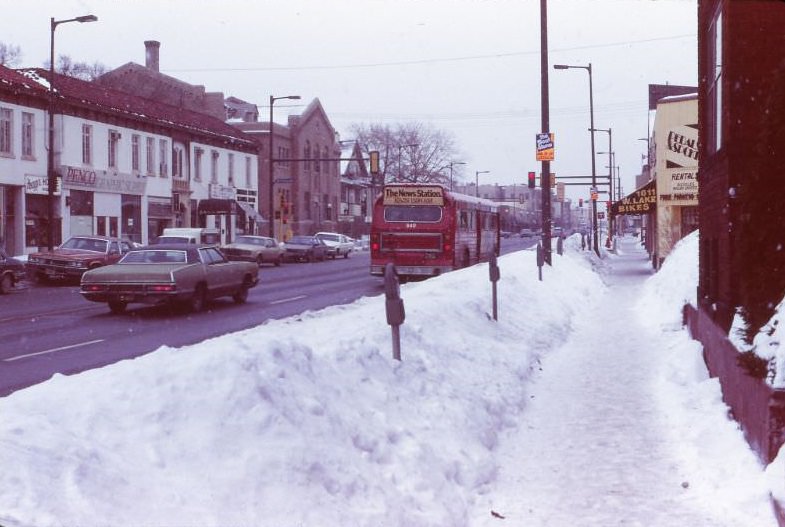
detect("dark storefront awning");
top-left (198, 198), bottom-right (237, 216)
top-left (611, 179), bottom-right (657, 216)
top-left (236, 201), bottom-right (266, 224)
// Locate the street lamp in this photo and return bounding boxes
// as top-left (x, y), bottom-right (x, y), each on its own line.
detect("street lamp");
top-left (48, 14), bottom-right (98, 251)
top-left (397, 143), bottom-right (418, 182)
top-left (554, 62), bottom-right (599, 255)
top-left (593, 126), bottom-right (614, 242)
top-left (448, 161), bottom-right (465, 191)
top-left (269, 94), bottom-right (300, 237)
top-left (475, 170), bottom-right (490, 197)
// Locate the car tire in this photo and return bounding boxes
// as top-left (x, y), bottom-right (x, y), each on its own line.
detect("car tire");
top-left (233, 277), bottom-right (251, 304)
top-left (275, 256), bottom-right (282, 266)
top-left (343, 250), bottom-right (350, 259)
top-left (108, 300), bottom-right (127, 314)
top-left (0, 273), bottom-right (12, 294)
top-left (308, 252), bottom-right (315, 263)
top-left (190, 284), bottom-right (207, 312)
top-left (32, 272), bottom-right (47, 285)
top-left (256, 255), bottom-right (264, 267)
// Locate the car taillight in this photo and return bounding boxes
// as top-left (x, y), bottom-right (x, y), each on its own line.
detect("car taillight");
top-left (148, 284), bottom-right (176, 292)
top-left (82, 284), bottom-right (106, 292)
top-left (371, 233), bottom-right (380, 252)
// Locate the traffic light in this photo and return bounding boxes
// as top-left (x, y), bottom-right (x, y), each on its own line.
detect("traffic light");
top-left (527, 171), bottom-right (536, 189)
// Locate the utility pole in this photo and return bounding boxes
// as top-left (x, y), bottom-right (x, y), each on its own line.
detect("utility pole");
top-left (540, 0), bottom-right (552, 264)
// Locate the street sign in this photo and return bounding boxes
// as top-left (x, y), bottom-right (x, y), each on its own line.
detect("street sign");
top-left (590, 187), bottom-right (599, 201)
top-left (536, 133), bottom-right (555, 161)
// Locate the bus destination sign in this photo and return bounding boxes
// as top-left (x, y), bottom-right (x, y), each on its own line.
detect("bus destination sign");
top-left (383, 186), bottom-right (444, 206)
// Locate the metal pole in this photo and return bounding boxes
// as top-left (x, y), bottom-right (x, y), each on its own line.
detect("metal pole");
top-left (588, 63), bottom-right (599, 256)
top-left (268, 95), bottom-right (275, 238)
top-left (47, 17), bottom-right (56, 251)
top-left (540, 0), bottom-right (552, 264)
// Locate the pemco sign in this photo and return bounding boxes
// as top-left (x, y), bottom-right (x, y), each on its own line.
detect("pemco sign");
top-left (61, 165), bottom-right (146, 195)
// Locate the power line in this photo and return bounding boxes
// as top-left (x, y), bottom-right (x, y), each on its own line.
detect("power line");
top-left (164, 34), bottom-right (695, 73)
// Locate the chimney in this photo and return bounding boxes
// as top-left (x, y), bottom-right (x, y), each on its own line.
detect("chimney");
top-left (144, 40), bottom-right (160, 72)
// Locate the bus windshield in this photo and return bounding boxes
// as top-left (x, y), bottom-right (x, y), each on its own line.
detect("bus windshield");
top-left (383, 205), bottom-right (442, 223)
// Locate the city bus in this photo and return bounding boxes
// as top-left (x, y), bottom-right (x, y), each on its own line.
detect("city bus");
top-left (370, 184), bottom-right (500, 278)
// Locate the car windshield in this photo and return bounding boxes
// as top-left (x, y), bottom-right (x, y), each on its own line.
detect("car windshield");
top-left (235, 236), bottom-right (264, 246)
top-left (120, 250), bottom-right (188, 264)
top-left (383, 205), bottom-right (442, 223)
top-left (60, 237), bottom-right (108, 253)
top-left (288, 236), bottom-right (313, 244)
top-left (317, 234), bottom-right (339, 242)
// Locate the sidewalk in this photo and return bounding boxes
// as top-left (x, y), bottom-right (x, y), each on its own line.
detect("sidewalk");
top-left (477, 237), bottom-right (776, 526)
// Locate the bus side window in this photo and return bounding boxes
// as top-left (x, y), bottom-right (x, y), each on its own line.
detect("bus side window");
top-left (459, 210), bottom-right (469, 229)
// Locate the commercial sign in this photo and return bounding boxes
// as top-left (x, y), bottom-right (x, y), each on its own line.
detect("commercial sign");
top-left (536, 133), bottom-right (555, 161)
top-left (25, 174), bottom-right (61, 196)
top-left (61, 166), bottom-right (146, 195)
top-left (383, 185), bottom-right (444, 206)
top-left (209, 183), bottom-right (237, 200)
top-left (611, 180), bottom-right (657, 216)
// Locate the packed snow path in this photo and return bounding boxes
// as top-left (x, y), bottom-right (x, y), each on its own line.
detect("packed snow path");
top-left (479, 237), bottom-right (775, 526)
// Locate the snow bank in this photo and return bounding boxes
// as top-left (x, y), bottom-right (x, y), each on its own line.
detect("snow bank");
top-left (0, 245), bottom-right (604, 527)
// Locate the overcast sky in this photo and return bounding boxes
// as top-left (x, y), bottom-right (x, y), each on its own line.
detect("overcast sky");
top-left (2, 0), bottom-right (697, 201)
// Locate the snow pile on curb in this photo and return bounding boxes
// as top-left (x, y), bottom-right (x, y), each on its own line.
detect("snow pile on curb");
top-left (0, 245), bottom-right (604, 527)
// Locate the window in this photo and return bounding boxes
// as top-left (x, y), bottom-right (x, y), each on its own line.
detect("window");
top-left (245, 156), bottom-right (252, 188)
top-left (211, 150), bottom-right (219, 183)
top-left (315, 143), bottom-right (321, 173)
top-left (131, 134), bottom-right (140, 172)
top-left (21, 112), bottom-right (34, 158)
top-left (228, 153), bottom-right (235, 186)
top-left (159, 139), bottom-right (168, 177)
top-left (707, 8), bottom-right (723, 154)
top-left (108, 130), bottom-right (120, 169)
top-left (0, 108), bottom-right (11, 156)
top-left (173, 145), bottom-right (184, 178)
top-left (81, 124), bottom-right (93, 165)
top-left (323, 146), bottom-right (329, 175)
top-left (304, 141), bottom-right (311, 171)
top-left (146, 137), bottom-right (155, 175)
top-left (194, 148), bottom-right (204, 182)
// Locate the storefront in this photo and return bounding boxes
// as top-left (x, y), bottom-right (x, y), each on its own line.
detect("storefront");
top-left (1, 183), bottom-right (23, 255)
top-left (60, 165), bottom-right (146, 244)
top-left (147, 196), bottom-right (173, 243)
top-left (24, 174), bottom-right (61, 251)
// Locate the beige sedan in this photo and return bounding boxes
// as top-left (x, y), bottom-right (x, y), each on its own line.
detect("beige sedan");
top-left (221, 235), bottom-right (285, 266)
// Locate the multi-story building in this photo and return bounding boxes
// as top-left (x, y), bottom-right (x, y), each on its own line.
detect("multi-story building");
top-left (0, 62), bottom-right (259, 253)
top-left (338, 140), bottom-right (372, 239)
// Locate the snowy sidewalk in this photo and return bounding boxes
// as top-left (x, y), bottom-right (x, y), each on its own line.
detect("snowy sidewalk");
top-left (477, 237), bottom-right (775, 526)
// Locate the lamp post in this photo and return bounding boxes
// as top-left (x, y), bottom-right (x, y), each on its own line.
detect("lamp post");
top-left (269, 94), bottom-right (300, 237)
top-left (475, 170), bottom-right (489, 197)
top-left (449, 161), bottom-right (466, 191)
top-left (397, 143), bottom-right (418, 182)
top-left (554, 62), bottom-right (598, 255)
top-left (48, 14), bottom-right (97, 251)
top-left (593, 127), bottom-right (613, 243)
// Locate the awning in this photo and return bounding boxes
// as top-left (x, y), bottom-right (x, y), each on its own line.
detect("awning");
top-left (236, 201), bottom-right (266, 224)
top-left (611, 179), bottom-right (657, 216)
top-left (198, 198), bottom-right (236, 216)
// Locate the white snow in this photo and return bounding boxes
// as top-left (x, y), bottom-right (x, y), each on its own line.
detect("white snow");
top-left (0, 233), bottom-right (778, 526)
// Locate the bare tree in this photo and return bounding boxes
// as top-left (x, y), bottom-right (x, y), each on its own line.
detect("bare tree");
top-left (349, 122), bottom-right (463, 185)
top-left (47, 54), bottom-right (108, 81)
top-left (0, 42), bottom-right (22, 67)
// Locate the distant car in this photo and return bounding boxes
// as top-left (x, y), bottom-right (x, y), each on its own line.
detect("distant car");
top-left (0, 248), bottom-right (25, 294)
top-left (500, 231), bottom-right (512, 239)
top-left (520, 228), bottom-right (535, 238)
top-left (283, 235), bottom-right (329, 262)
top-left (315, 232), bottom-right (354, 259)
top-left (153, 227), bottom-right (220, 245)
top-left (221, 235), bottom-right (284, 266)
top-left (80, 244), bottom-right (259, 314)
top-left (26, 236), bottom-right (133, 283)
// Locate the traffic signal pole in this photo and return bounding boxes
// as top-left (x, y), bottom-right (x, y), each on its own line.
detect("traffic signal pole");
top-left (540, 0), bottom-right (552, 265)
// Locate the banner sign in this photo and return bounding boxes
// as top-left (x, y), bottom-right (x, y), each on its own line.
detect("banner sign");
top-left (383, 185), bottom-right (444, 206)
top-left (536, 133), bottom-right (555, 161)
top-left (25, 174), bottom-right (61, 196)
top-left (61, 165), bottom-right (146, 195)
top-left (611, 180), bottom-right (657, 216)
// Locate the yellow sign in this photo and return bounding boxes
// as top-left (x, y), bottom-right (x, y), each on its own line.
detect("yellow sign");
top-left (536, 133), bottom-right (555, 161)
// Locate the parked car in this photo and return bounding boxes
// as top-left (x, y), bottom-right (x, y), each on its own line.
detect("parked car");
top-left (221, 235), bottom-right (284, 266)
top-left (520, 228), bottom-right (535, 238)
top-left (153, 227), bottom-right (220, 245)
top-left (26, 236), bottom-right (133, 283)
top-left (0, 248), bottom-right (25, 294)
top-left (283, 235), bottom-right (329, 262)
top-left (315, 232), bottom-right (354, 259)
top-left (80, 244), bottom-right (259, 314)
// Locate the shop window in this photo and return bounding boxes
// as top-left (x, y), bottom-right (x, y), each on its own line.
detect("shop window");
top-left (69, 190), bottom-right (94, 216)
